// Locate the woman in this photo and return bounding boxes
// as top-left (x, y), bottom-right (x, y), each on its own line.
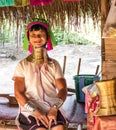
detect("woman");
top-left (13, 18), bottom-right (67, 130)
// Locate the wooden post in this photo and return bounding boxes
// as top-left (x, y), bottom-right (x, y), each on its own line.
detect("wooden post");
top-left (101, 0), bottom-right (110, 79)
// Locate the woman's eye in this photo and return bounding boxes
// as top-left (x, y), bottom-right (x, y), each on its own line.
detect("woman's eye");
top-left (30, 34), bottom-right (45, 38)
top-left (30, 35), bottom-right (36, 38)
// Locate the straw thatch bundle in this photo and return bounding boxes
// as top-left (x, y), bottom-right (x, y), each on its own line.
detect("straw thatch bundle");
top-left (0, 0), bottom-right (111, 29)
top-left (0, 0), bottom-right (111, 49)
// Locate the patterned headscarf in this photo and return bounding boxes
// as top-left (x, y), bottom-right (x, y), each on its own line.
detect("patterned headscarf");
top-left (23, 18), bottom-right (57, 52)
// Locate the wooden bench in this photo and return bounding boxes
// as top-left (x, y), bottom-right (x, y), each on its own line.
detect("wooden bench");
top-left (63, 94), bottom-right (87, 130)
top-left (0, 93), bottom-right (87, 130)
top-left (0, 94), bottom-right (18, 127)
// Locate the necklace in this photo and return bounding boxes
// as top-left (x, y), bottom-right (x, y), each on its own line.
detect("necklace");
top-left (26, 47), bottom-right (48, 65)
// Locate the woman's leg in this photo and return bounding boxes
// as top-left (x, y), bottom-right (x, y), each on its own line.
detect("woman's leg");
top-left (18, 113), bottom-right (47, 130)
top-left (51, 125), bottom-right (66, 130)
top-left (36, 128), bottom-right (47, 130)
top-left (50, 110), bottom-right (66, 130)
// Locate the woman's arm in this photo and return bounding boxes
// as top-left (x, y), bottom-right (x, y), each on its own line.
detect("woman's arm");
top-left (47, 78), bottom-right (67, 127)
top-left (55, 78), bottom-right (67, 101)
top-left (14, 77), bottom-right (49, 127)
top-left (14, 77), bottom-right (28, 106)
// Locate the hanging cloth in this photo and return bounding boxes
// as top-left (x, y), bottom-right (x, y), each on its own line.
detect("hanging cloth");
top-left (14, 0), bottom-right (29, 7)
top-left (0, 0), bottom-right (14, 6)
top-left (30, 0), bottom-right (53, 6)
top-left (102, 0), bottom-right (116, 38)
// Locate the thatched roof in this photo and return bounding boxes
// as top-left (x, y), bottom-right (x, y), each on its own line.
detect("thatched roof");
top-left (0, 0), bottom-right (111, 29)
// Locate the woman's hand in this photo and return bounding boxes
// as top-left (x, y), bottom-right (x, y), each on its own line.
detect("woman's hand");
top-left (47, 107), bottom-right (58, 128)
top-left (33, 109), bottom-right (49, 128)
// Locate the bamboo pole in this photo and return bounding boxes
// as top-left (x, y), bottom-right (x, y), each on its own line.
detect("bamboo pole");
top-left (63, 56), bottom-right (67, 74)
top-left (77, 58), bottom-right (81, 75)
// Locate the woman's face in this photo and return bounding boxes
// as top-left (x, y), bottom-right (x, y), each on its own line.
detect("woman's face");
top-left (29, 29), bottom-right (47, 47)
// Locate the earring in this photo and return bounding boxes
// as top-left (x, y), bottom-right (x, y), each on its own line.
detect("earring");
top-left (28, 44), bottom-right (33, 53)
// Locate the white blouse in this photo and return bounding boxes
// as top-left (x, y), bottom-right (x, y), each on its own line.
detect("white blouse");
top-left (13, 57), bottom-right (64, 116)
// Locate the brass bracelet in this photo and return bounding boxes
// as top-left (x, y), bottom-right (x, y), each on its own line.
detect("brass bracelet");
top-left (24, 101), bottom-right (37, 112)
top-left (53, 98), bottom-right (64, 110)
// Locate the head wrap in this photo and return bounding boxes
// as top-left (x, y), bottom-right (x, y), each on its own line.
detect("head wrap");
top-left (23, 18), bottom-right (57, 52)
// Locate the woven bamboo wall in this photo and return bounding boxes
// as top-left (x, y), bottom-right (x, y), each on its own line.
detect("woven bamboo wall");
top-left (102, 39), bottom-right (116, 80)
